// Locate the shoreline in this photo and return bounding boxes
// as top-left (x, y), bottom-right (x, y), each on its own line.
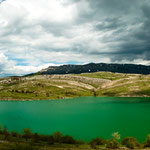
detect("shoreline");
top-left (0, 95), bottom-right (150, 101)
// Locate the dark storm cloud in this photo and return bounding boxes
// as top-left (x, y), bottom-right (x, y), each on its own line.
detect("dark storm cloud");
top-left (74, 0), bottom-right (138, 23)
top-left (43, 0), bottom-right (150, 61)
top-left (94, 17), bottom-right (124, 31)
top-left (66, 0), bottom-right (150, 62)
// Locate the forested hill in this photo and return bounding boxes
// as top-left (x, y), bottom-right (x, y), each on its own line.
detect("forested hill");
top-left (35, 63), bottom-right (150, 75)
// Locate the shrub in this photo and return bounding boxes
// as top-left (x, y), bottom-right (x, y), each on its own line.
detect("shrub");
top-left (106, 139), bottom-right (119, 149)
top-left (89, 137), bottom-right (105, 147)
top-left (121, 137), bottom-right (139, 149)
top-left (49, 135), bottom-right (54, 144)
top-left (89, 138), bottom-right (106, 148)
top-left (3, 127), bottom-right (10, 140)
top-left (39, 135), bottom-right (50, 142)
top-left (144, 134), bottom-right (150, 147)
top-left (112, 132), bottom-right (120, 141)
top-left (61, 135), bottom-right (76, 144)
top-left (32, 133), bottom-right (40, 143)
top-left (92, 89), bottom-right (98, 97)
top-left (0, 124), bottom-right (2, 134)
top-left (90, 141), bottom-right (97, 149)
top-left (52, 131), bottom-right (63, 143)
top-left (22, 128), bottom-right (32, 140)
top-left (11, 131), bottom-right (19, 137)
top-left (75, 140), bottom-right (85, 145)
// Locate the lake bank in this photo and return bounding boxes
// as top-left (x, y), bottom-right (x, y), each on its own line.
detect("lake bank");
top-left (0, 95), bottom-right (150, 101)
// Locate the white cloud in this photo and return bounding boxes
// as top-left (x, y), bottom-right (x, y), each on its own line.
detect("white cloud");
top-left (0, 0), bottom-right (150, 76)
top-left (8, 63), bottom-right (59, 75)
top-left (0, 53), bottom-right (58, 77)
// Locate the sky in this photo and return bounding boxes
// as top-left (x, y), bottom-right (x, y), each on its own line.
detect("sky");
top-left (0, 0), bottom-right (150, 76)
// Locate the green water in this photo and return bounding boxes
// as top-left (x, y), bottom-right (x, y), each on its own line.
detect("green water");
top-left (0, 97), bottom-right (150, 142)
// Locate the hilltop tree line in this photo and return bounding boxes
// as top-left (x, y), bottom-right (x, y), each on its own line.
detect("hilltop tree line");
top-left (36, 63), bottom-right (150, 75)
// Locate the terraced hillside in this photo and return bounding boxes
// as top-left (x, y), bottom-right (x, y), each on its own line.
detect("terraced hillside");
top-left (0, 72), bottom-right (150, 100)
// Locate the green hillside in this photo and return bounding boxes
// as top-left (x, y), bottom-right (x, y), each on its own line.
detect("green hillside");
top-left (0, 72), bottom-right (150, 100)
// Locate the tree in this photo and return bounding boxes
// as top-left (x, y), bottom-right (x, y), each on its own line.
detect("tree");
top-left (32, 133), bottom-right (40, 143)
top-left (3, 126), bottom-right (10, 140)
top-left (39, 135), bottom-right (50, 142)
top-left (52, 131), bottom-right (63, 143)
top-left (112, 132), bottom-right (120, 141)
top-left (92, 89), bottom-right (98, 97)
top-left (144, 134), bottom-right (150, 147)
top-left (90, 141), bottom-right (97, 149)
top-left (46, 92), bottom-right (50, 97)
top-left (106, 139), bottom-right (119, 149)
top-left (61, 135), bottom-right (76, 144)
top-left (11, 131), bottom-right (19, 137)
top-left (49, 135), bottom-right (54, 145)
top-left (121, 137), bottom-right (139, 149)
top-left (89, 137), bottom-right (105, 148)
top-left (22, 128), bottom-right (32, 140)
top-left (106, 132), bottom-right (120, 149)
top-left (0, 124), bottom-right (2, 134)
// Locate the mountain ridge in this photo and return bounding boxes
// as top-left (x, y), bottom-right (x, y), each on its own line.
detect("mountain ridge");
top-left (29, 63), bottom-right (150, 76)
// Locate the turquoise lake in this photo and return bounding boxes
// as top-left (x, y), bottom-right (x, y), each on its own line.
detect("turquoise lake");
top-left (0, 97), bottom-right (150, 142)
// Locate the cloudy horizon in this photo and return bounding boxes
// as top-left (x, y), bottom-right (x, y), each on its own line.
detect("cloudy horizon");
top-left (0, 0), bottom-right (150, 77)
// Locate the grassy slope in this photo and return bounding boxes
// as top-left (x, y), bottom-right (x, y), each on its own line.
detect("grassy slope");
top-left (0, 72), bottom-right (150, 100)
top-left (76, 72), bottom-right (150, 97)
top-left (0, 141), bottom-right (149, 150)
top-left (0, 142), bottom-right (93, 150)
top-left (71, 71), bottom-right (130, 80)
